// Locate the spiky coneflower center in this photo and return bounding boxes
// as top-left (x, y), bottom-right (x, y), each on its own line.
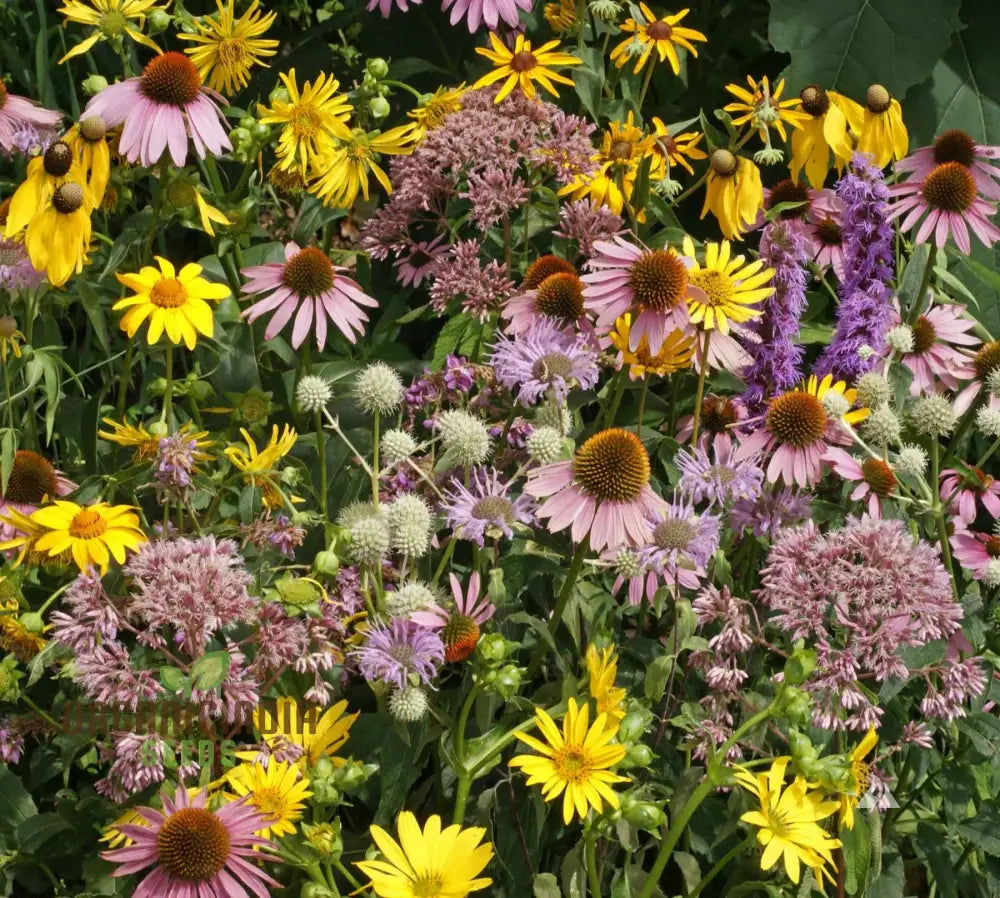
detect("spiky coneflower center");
top-left (156, 807), bottom-right (231, 881)
top-left (140, 52), bottom-right (202, 106)
top-left (910, 316), bottom-right (937, 354)
top-left (766, 391), bottom-right (827, 447)
top-left (532, 352), bottom-right (576, 381)
top-left (865, 84), bottom-right (891, 114)
top-left (0, 82), bottom-right (7, 110)
top-left (573, 428), bottom-right (650, 502)
top-left (524, 254), bottom-right (576, 290)
top-left (510, 51), bottom-right (538, 73)
top-left (815, 217), bottom-right (843, 246)
top-left (535, 272), bottom-right (585, 321)
top-left (4, 450), bottom-right (58, 505)
top-left (985, 536), bottom-right (1000, 558)
top-left (700, 396), bottom-right (739, 434)
top-left (861, 458), bottom-right (897, 497)
top-left (973, 340), bottom-right (1000, 380)
top-left (799, 85), bottom-right (829, 117)
top-left (442, 613), bottom-right (479, 662)
top-left (628, 250), bottom-right (688, 312)
top-left (609, 139), bottom-right (634, 161)
top-left (283, 247), bottom-right (335, 297)
top-left (68, 509), bottom-right (107, 540)
top-left (646, 20), bottom-right (673, 40)
top-left (767, 179), bottom-right (810, 218)
top-left (43, 141), bottom-right (73, 177)
top-left (407, 249), bottom-right (432, 268)
top-left (52, 183), bottom-right (84, 214)
top-left (150, 278), bottom-right (188, 309)
top-left (652, 517), bottom-right (696, 550)
top-left (471, 495), bottom-right (514, 522)
top-left (0, 316), bottom-right (17, 338)
top-left (933, 129), bottom-right (976, 166)
top-left (710, 149), bottom-right (737, 177)
top-left (921, 162), bottom-right (976, 213)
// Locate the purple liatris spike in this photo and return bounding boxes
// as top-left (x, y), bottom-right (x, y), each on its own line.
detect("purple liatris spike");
top-left (741, 219), bottom-right (809, 414)
top-left (815, 153), bottom-right (895, 381)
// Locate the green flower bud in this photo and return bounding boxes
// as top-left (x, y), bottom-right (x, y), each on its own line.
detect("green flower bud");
top-left (312, 757), bottom-right (334, 779)
top-left (82, 74), bottom-right (109, 96)
top-left (787, 729), bottom-right (817, 761)
top-left (301, 882), bottom-right (336, 898)
top-left (230, 126), bottom-right (253, 148)
top-left (779, 686), bottom-right (812, 726)
top-left (18, 612), bottom-right (44, 634)
top-left (783, 646), bottom-right (817, 685)
top-left (492, 664), bottom-right (523, 700)
top-left (617, 712), bottom-right (646, 744)
top-left (269, 85), bottom-right (291, 105)
top-left (313, 550), bottom-right (341, 576)
top-left (239, 115), bottom-right (256, 130)
top-left (622, 800), bottom-right (666, 831)
top-left (619, 744), bottom-right (654, 769)
top-left (477, 632), bottom-right (512, 663)
top-left (148, 420), bottom-right (169, 438)
top-left (366, 57), bottom-right (390, 79)
top-left (251, 122), bottom-right (271, 141)
top-left (369, 97), bottom-right (391, 120)
top-left (487, 568), bottom-right (506, 606)
top-left (146, 9), bottom-right (171, 33)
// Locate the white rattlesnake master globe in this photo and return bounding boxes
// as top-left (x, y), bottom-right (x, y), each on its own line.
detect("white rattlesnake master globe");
top-left (387, 494), bottom-right (433, 558)
top-left (437, 409), bottom-right (492, 466)
top-left (388, 684), bottom-right (429, 722)
top-left (295, 375), bottom-right (333, 413)
top-left (354, 362), bottom-right (404, 415)
top-left (895, 444), bottom-right (928, 477)
top-left (911, 395), bottom-right (957, 437)
top-left (527, 425), bottom-right (565, 465)
top-left (381, 428), bottom-right (418, 464)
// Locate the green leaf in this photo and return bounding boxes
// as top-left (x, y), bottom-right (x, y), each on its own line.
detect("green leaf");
top-left (958, 713), bottom-right (1000, 759)
top-left (957, 801), bottom-right (1000, 856)
top-left (533, 872), bottom-right (561, 898)
top-left (644, 654), bottom-right (675, 701)
top-left (842, 812), bottom-right (871, 895)
top-left (572, 47), bottom-right (605, 122)
top-left (769, 0), bottom-right (962, 98)
top-left (431, 313), bottom-right (472, 371)
top-left (0, 429), bottom-right (14, 496)
top-left (160, 666), bottom-right (189, 694)
top-left (16, 813), bottom-right (71, 853)
top-left (0, 768), bottom-right (37, 830)
top-left (189, 651), bottom-right (232, 692)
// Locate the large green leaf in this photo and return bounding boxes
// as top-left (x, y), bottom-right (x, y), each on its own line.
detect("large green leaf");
top-left (769, 0), bottom-right (962, 99)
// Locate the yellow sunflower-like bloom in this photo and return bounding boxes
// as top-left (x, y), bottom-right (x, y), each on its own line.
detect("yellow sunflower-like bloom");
top-left (724, 75), bottom-right (808, 144)
top-left (100, 807), bottom-right (149, 850)
top-left (701, 150), bottom-right (763, 240)
top-left (734, 756), bottom-right (842, 886)
top-left (98, 417), bottom-right (161, 461)
top-left (803, 373), bottom-right (870, 427)
top-left (408, 84), bottom-right (465, 138)
top-left (0, 500), bottom-right (146, 574)
top-left (114, 256), bottom-right (230, 349)
top-left (225, 425), bottom-right (298, 509)
top-left (309, 124), bottom-right (418, 209)
top-left (788, 85), bottom-right (864, 187)
top-left (251, 697), bottom-right (359, 772)
top-left (610, 315), bottom-right (695, 379)
top-left (57, 0), bottom-right (166, 63)
top-left (682, 235), bottom-right (774, 333)
top-left (258, 69), bottom-right (354, 177)
top-left (0, 598), bottom-right (47, 662)
top-left (510, 697), bottom-right (629, 824)
top-left (610, 4), bottom-right (706, 75)
top-left (472, 32), bottom-right (582, 104)
top-left (856, 84), bottom-right (908, 169)
top-left (650, 118), bottom-right (706, 176)
top-left (179, 0), bottom-right (279, 96)
top-left (840, 727), bottom-right (878, 830)
top-left (63, 117), bottom-right (112, 209)
top-left (586, 645), bottom-right (627, 731)
top-left (357, 812), bottom-right (494, 898)
top-left (226, 759), bottom-right (312, 840)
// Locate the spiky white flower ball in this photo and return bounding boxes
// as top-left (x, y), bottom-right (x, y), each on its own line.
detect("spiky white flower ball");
top-left (885, 325), bottom-right (914, 354)
top-left (821, 390), bottom-right (850, 419)
top-left (614, 548), bottom-right (642, 579)
top-left (588, 0), bottom-right (621, 19)
top-left (382, 428), bottom-right (418, 465)
top-left (354, 362), bottom-right (404, 415)
top-left (536, 403), bottom-right (572, 435)
top-left (388, 684), bottom-right (429, 722)
top-left (860, 404), bottom-right (901, 447)
top-left (912, 395), bottom-right (956, 437)
top-left (976, 406), bottom-right (1000, 439)
top-left (856, 373), bottom-right (892, 410)
top-left (348, 516), bottom-right (391, 567)
top-left (857, 345), bottom-right (875, 361)
top-left (338, 501), bottom-right (381, 530)
top-left (895, 444), bottom-right (928, 478)
top-left (527, 426), bottom-right (564, 465)
top-left (296, 375), bottom-right (332, 413)
top-left (437, 410), bottom-right (491, 467)
top-left (987, 369), bottom-right (1000, 399)
top-left (385, 581), bottom-right (438, 618)
top-left (984, 559), bottom-right (1000, 589)
top-left (387, 494), bottom-right (432, 557)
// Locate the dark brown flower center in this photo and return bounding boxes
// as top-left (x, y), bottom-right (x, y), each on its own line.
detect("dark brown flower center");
top-left (408, 249), bottom-right (431, 268)
top-left (974, 340), bottom-right (1000, 380)
top-left (471, 495), bottom-right (513, 521)
top-left (4, 450), bottom-right (58, 505)
top-left (700, 396), bottom-right (739, 434)
top-left (0, 82), bottom-right (6, 110)
top-left (510, 51), bottom-right (537, 73)
top-left (156, 807), bottom-right (231, 882)
top-left (815, 217), bottom-right (843, 246)
top-left (710, 149), bottom-right (737, 177)
top-left (535, 272), bottom-right (585, 322)
top-left (933, 129), bottom-right (975, 167)
top-left (531, 352), bottom-right (575, 381)
top-left (628, 249), bottom-right (688, 312)
top-left (910, 316), bottom-right (937, 354)
top-left (43, 141), bottom-right (73, 177)
top-left (52, 183), bottom-right (84, 214)
top-left (983, 536), bottom-right (1000, 558)
top-left (861, 458), bottom-right (896, 497)
top-left (283, 247), bottom-right (335, 297)
top-left (766, 391), bottom-right (827, 447)
top-left (609, 139), bottom-right (634, 161)
top-left (646, 20), bottom-right (673, 40)
top-left (799, 85), bottom-right (829, 117)
top-left (140, 52), bottom-right (202, 106)
top-left (767, 179), bottom-right (810, 219)
top-left (0, 197), bottom-right (9, 228)
top-left (573, 428), bottom-right (650, 502)
top-left (865, 84), bottom-right (891, 114)
top-left (920, 162), bottom-right (976, 213)
top-left (0, 315), bottom-right (17, 337)
top-left (524, 254), bottom-right (576, 290)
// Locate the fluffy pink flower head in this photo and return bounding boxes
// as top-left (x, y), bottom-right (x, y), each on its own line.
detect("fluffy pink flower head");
top-left (441, 0), bottom-right (532, 32)
top-left (101, 785), bottom-right (279, 898)
top-left (84, 52), bottom-right (231, 168)
top-left (888, 297), bottom-right (980, 395)
top-left (240, 242), bottom-right (378, 349)
top-left (525, 427), bottom-right (665, 551)
top-left (583, 237), bottom-right (703, 352)
top-left (0, 83), bottom-right (61, 155)
top-left (823, 447), bottom-right (897, 517)
top-left (940, 466), bottom-right (1000, 525)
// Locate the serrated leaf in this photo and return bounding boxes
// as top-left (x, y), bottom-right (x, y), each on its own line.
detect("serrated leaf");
top-left (431, 313), bottom-right (471, 371)
top-left (957, 802), bottom-right (1000, 856)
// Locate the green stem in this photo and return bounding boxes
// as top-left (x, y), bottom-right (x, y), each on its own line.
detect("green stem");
top-left (18, 694), bottom-right (60, 730)
top-left (637, 63), bottom-right (655, 112)
top-left (453, 682), bottom-right (481, 767)
top-left (115, 338), bottom-right (135, 422)
top-left (930, 440), bottom-right (959, 599)
top-left (452, 683), bottom-right (482, 825)
top-left (372, 410), bottom-right (381, 506)
top-left (527, 537), bottom-right (590, 676)
top-left (603, 369), bottom-right (628, 428)
top-left (585, 832), bottom-right (601, 897)
top-left (384, 79), bottom-right (424, 101)
top-left (161, 344), bottom-right (174, 429)
top-left (686, 837), bottom-right (753, 898)
top-left (905, 245), bottom-right (936, 325)
top-left (2, 354), bottom-right (16, 436)
top-left (334, 859), bottom-right (362, 890)
top-left (315, 409), bottom-right (328, 518)
top-left (690, 330), bottom-right (712, 445)
top-left (636, 377), bottom-right (649, 439)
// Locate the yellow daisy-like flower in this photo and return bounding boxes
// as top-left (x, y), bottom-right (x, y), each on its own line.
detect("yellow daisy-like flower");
top-left (701, 150), bottom-right (764, 240)
top-left (257, 69), bottom-right (354, 177)
top-left (0, 598), bottom-right (47, 662)
top-left (724, 75), bottom-right (809, 144)
top-left (253, 697), bottom-right (360, 772)
top-left (810, 373), bottom-right (869, 427)
top-left (98, 417), bottom-right (160, 461)
top-left (408, 84), bottom-right (465, 138)
top-left (856, 84), bottom-right (908, 169)
top-left (610, 314), bottom-right (695, 380)
top-left (225, 425), bottom-right (298, 509)
top-left (309, 124), bottom-right (418, 209)
top-left (357, 811), bottom-right (494, 898)
top-left (681, 235), bottom-right (774, 333)
top-left (734, 757), bottom-right (842, 886)
top-left (192, 186), bottom-right (231, 237)
top-left (57, 0), bottom-right (166, 63)
top-left (179, 0), bottom-right (279, 96)
top-left (113, 256), bottom-right (230, 350)
top-left (788, 85), bottom-right (864, 188)
top-left (472, 32), bottom-right (582, 104)
top-left (544, 0), bottom-right (576, 33)
top-left (510, 697), bottom-right (629, 824)
top-left (839, 727), bottom-right (878, 830)
top-left (100, 807), bottom-right (149, 850)
top-left (226, 759), bottom-right (312, 840)
top-left (63, 117), bottom-right (112, 209)
top-left (610, 4), bottom-right (707, 75)
top-left (650, 118), bottom-right (706, 176)
top-left (586, 645), bottom-right (627, 731)
top-left (0, 500), bottom-right (146, 574)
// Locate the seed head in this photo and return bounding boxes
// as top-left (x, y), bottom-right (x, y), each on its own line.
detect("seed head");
top-left (821, 390), bottom-right (850, 419)
top-left (895, 444), bottom-right (928, 477)
top-left (984, 559), bottom-right (1000, 589)
top-left (976, 406), bottom-right (1000, 439)
top-left (296, 375), bottom-right (332, 413)
top-left (614, 548), bottom-right (643, 579)
top-left (354, 362), bottom-right (404, 415)
top-left (437, 410), bottom-right (492, 467)
top-left (385, 581), bottom-right (438, 618)
top-left (856, 373), bottom-right (892, 409)
top-left (348, 515), bottom-right (391, 567)
top-left (911, 395), bottom-right (956, 437)
top-left (387, 494), bottom-right (433, 558)
top-left (987, 369), bottom-right (1000, 399)
top-left (536, 402), bottom-right (572, 435)
top-left (388, 684), bottom-right (429, 722)
top-left (885, 324), bottom-right (915, 354)
top-left (859, 404), bottom-right (901, 447)
top-left (381, 428), bottom-right (418, 465)
top-left (857, 345), bottom-right (875, 361)
top-left (527, 425), bottom-right (565, 465)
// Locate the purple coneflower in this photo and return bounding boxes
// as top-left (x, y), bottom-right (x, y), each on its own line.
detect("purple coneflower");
top-left (240, 242), bottom-right (378, 349)
top-left (101, 786), bottom-right (279, 898)
top-left (896, 130), bottom-right (1000, 199)
top-left (412, 571), bottom-right (496, 661)
top-left (443, 467), bottom-right (535, 545)
top-left (489, 317), bottom-right (599, 406)
top-left (940, 467), bottom-right (1000, 526)
top-left (823, 448), bottom-right (897, 517)
top-left (501, 255), bottom-right (589, 336)
top-left (351, 619), bottom-right (445, 688)
top-left (440, 0), bottom-right (532, 31)
top-left (84, 52), bottom-right (230, 167)
top-left (676, 434), bottom-right (764, 506)
top-left (393, 235), bottom-right (447, 287)
top-left (0, 83), bottom-right (61, 155)
top-left (888, 297), bottom-right (980, 395)
top-left (367, 0), bottom-right (421, 15)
